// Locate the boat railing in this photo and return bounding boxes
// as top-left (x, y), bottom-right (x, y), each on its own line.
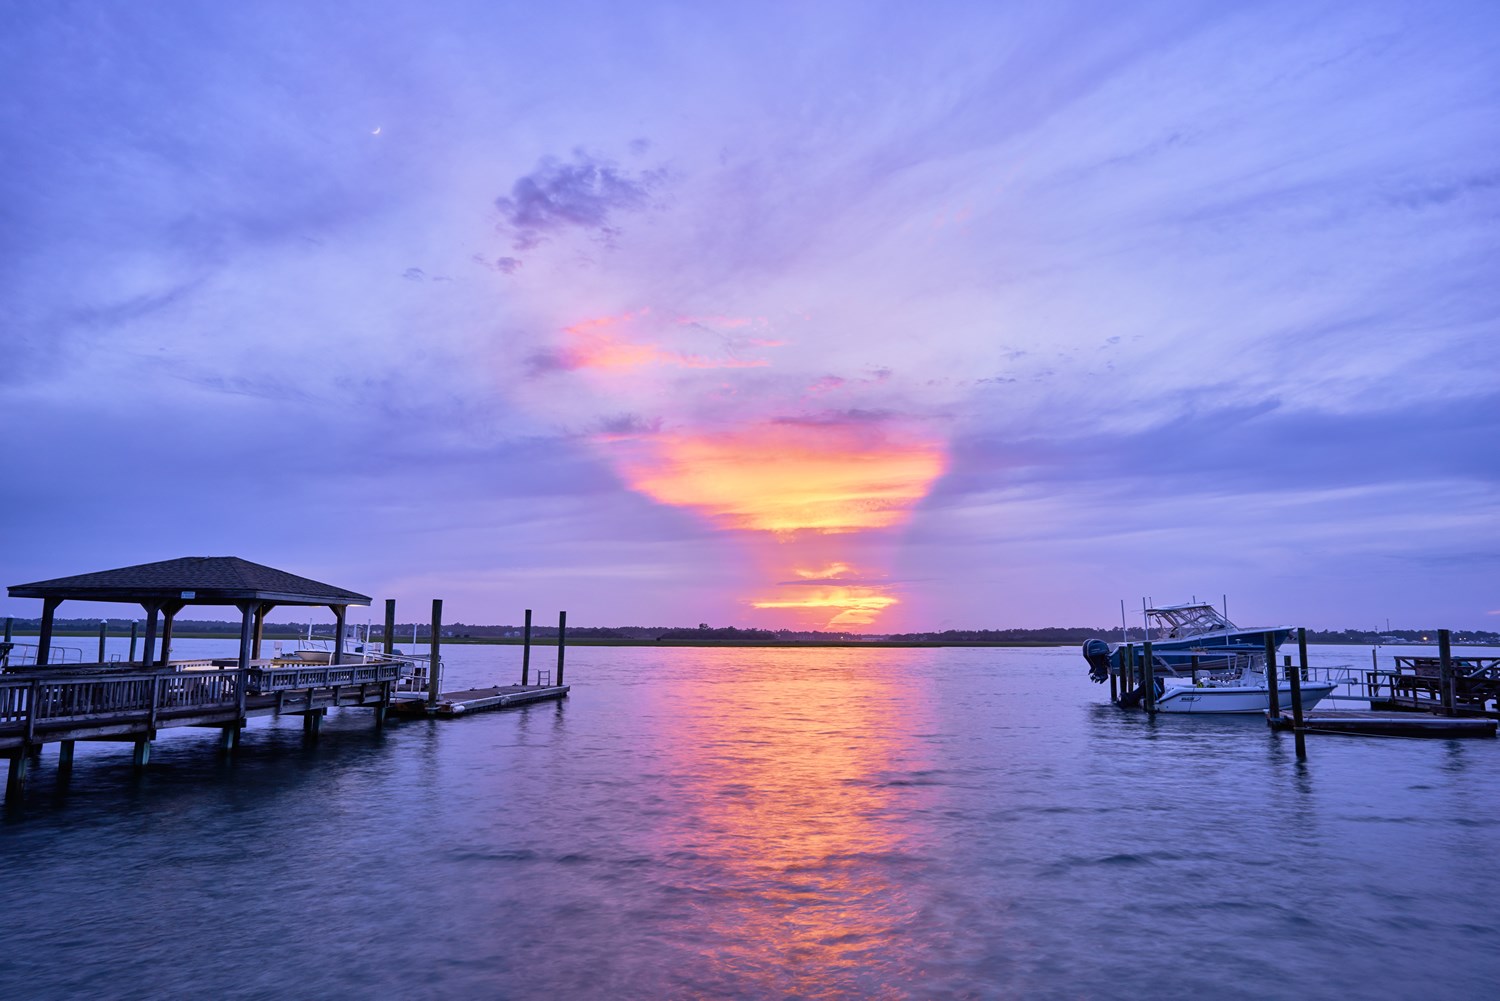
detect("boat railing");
top-left (390, 653), bottom-right (442, 694)
top-left (0, 642), bottom-right (86, 670)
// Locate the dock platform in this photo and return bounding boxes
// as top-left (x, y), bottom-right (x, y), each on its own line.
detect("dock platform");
top-left (388, 684), bottom-right (570, 717)
top-left (1271, 710), bottom-right (1497, 739)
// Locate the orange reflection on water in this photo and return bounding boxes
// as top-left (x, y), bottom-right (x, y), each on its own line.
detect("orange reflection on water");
top-left (608, 422), bottom-right (947, 535)
top-left (646, 649), bottom-right (936, 994)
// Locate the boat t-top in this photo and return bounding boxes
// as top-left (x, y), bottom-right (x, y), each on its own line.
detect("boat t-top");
top-left (1082, 601), bottom-right (1336, 714)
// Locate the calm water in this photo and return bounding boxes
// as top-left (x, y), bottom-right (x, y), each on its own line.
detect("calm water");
top-left (3, 641), bottom-right (1497, 1000)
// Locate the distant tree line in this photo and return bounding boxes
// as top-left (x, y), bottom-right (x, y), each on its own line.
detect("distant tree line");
top-left (5, 617), bottom-right (1496, 646)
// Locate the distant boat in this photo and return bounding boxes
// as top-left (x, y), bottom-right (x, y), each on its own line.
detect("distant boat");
top-left (1082, 602), bottom-right (1336, 714)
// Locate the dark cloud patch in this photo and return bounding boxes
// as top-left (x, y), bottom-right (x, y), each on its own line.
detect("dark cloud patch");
top-left (495, 150), bottom-right (664, 251)
top-left (938, 391), bottom-right (1500, 502)
top-left (402, 267), bottom-right (425, 281)
top-left (1386, 171), bottom-right (1500, 211)
top-left (525, 348), bottom-right (584, 375)
top-left (594, 413), bottom-right (661, 436)
top-left (472, 254), bottom-right (523, 275)
top-left (771, 408), bottom-right (897, 427)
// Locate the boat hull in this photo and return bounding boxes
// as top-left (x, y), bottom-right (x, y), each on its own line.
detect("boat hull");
top-left (1152, 681), bottom-right (1336, 714)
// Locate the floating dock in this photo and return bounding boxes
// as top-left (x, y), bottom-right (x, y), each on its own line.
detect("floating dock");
top-left (388, 683), bottom-right (569, 717)
top-left (1270, 710), bottom-right (1497, 739)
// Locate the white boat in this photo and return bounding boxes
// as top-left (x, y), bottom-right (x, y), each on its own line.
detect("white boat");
top-left (1150, 666), bottom-right (1336, 714)
top-left (1083, 601), bottom-right (1337, 714)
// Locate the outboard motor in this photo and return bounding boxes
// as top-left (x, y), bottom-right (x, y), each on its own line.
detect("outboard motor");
top-left (1082, 638), bottom-right (1113, 684)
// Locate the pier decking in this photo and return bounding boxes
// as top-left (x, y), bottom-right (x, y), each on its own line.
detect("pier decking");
top-left (389, 683), bottom-right (570, 717)
top-left (1270, 710), bottom-right (1497, 739)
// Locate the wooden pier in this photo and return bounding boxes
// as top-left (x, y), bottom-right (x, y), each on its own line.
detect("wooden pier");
top-left (5, 558), bottom-right (581, 807)
top-left (1270, 710), bottom-right (1497, 739)
top-left (388, 683), bottom-right (569, 717)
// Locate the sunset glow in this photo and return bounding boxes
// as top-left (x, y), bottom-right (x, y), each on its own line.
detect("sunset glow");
top-left (607, 424), bottom-right (947, 535)
top-left (750, 586), bottom-right (899, 627)
top-left (552, 311), bottom-right (770, 372)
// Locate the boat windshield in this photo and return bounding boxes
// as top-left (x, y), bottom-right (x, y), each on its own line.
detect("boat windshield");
top-left (1146, 603), bottom-right (1235, 640)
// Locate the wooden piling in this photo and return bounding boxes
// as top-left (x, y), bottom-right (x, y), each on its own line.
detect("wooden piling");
top-left (1439, 629), bottom-right (1455, 716)
top-left (6, 753), bottom-right (29, 803)
top-left (1264, 634), bottom-right (1281, 718)
top-left (1290, 628), bottom-right (1308, 758)
top-left (58, 740), bottom-right (75, 772)
top-left (132, 740), bottom-right (151, 770)
top-left (522, 608), bottom-right (532, 686)
top-left (129, 621), bottom-right (138, 663)
top-left (383, 599), bottom-right (396, 656)
top-left (556, 610), bottom-right (567, 686)
top-left (427, 599), bottom-right (442, 707)
top-left (97, 621), bottom-right (107, 663)
top-left (1121, 644), bottom-right (1134, 697)
top-left (1142, 640), bottom-right (1155, 711)
top-left (3, 617), bottom-right (11, 645)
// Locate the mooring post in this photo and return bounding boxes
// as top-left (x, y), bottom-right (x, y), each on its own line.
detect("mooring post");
top-left (374, 680), bottom-right (389, 730)
top-left (1109, 659), bottom-right (1118, 701)
top-left (132, 739), bottom-right (151, 770)
top-left (1438, 629), bottom-right (1455, 716)
top-left (556, 610), bottom-right (567, 686)
top-left (129, 621), bottom-right (138, 664)
top-left (97, 621), bottom-right (107, 664)
top-left (1141, 641), bottom-right (1155, 710)
top-left (1290, 628), bottom-right (1309, 758)
top-left (1121, 644), bottom-right (1134, 696)
top-left (6, 753), bottom-right (29, 804)
top-left (427, 599), bottom-right (442, 707)
top-left (522, 608), bottom-right (533, 686)
top-left (383, 599), bottom-right (396, 657)
top-left (1264, 634), bottom-right (1281, 721)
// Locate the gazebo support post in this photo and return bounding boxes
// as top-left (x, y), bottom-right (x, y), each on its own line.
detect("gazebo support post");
top-left (140, 603), bottom-right (159, 668)
top-left (36, 597), bottom-right (62, 666)
top-left (159, 602), bottom-right (183, 667)
top-left (331, 605), bottom-right (347, 665)
top-left (252, 603), bottom-right (269, 660)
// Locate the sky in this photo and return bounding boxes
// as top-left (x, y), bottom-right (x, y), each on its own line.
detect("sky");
top-left (2, 0), bottom-right (1497, 632)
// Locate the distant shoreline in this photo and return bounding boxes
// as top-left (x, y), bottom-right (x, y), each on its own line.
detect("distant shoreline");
top-left (10, 630), bottom-right (1497, 650)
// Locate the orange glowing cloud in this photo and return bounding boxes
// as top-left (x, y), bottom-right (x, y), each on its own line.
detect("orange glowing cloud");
top-left (751, 585), bottom-right (898, 627)
top-left (548, 310), bottom-right (769, 372)
top-left (606, 422), bottom-right (947, 535)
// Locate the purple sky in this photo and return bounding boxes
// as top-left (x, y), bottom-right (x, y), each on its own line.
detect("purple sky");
top-left (3, 1), bottom-right (1497, 632)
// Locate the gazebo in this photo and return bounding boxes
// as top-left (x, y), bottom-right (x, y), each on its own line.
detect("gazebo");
top-left (8, 556), bottom-right (371, 671)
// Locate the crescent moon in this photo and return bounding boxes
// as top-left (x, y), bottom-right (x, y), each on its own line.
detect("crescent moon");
top-left (371, 126), bottom-right (382, 136)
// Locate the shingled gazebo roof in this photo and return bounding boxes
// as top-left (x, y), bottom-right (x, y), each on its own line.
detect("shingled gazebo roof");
top-left (9, 556), bottom-right (370, 607)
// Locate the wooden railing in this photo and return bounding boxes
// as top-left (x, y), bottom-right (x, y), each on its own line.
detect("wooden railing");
top-left (247, 660), bottom-right (405, 693)
top-left (0, 669), bottom-right (244, 735)
top-left (0, 659), bottom-right (407, 741)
